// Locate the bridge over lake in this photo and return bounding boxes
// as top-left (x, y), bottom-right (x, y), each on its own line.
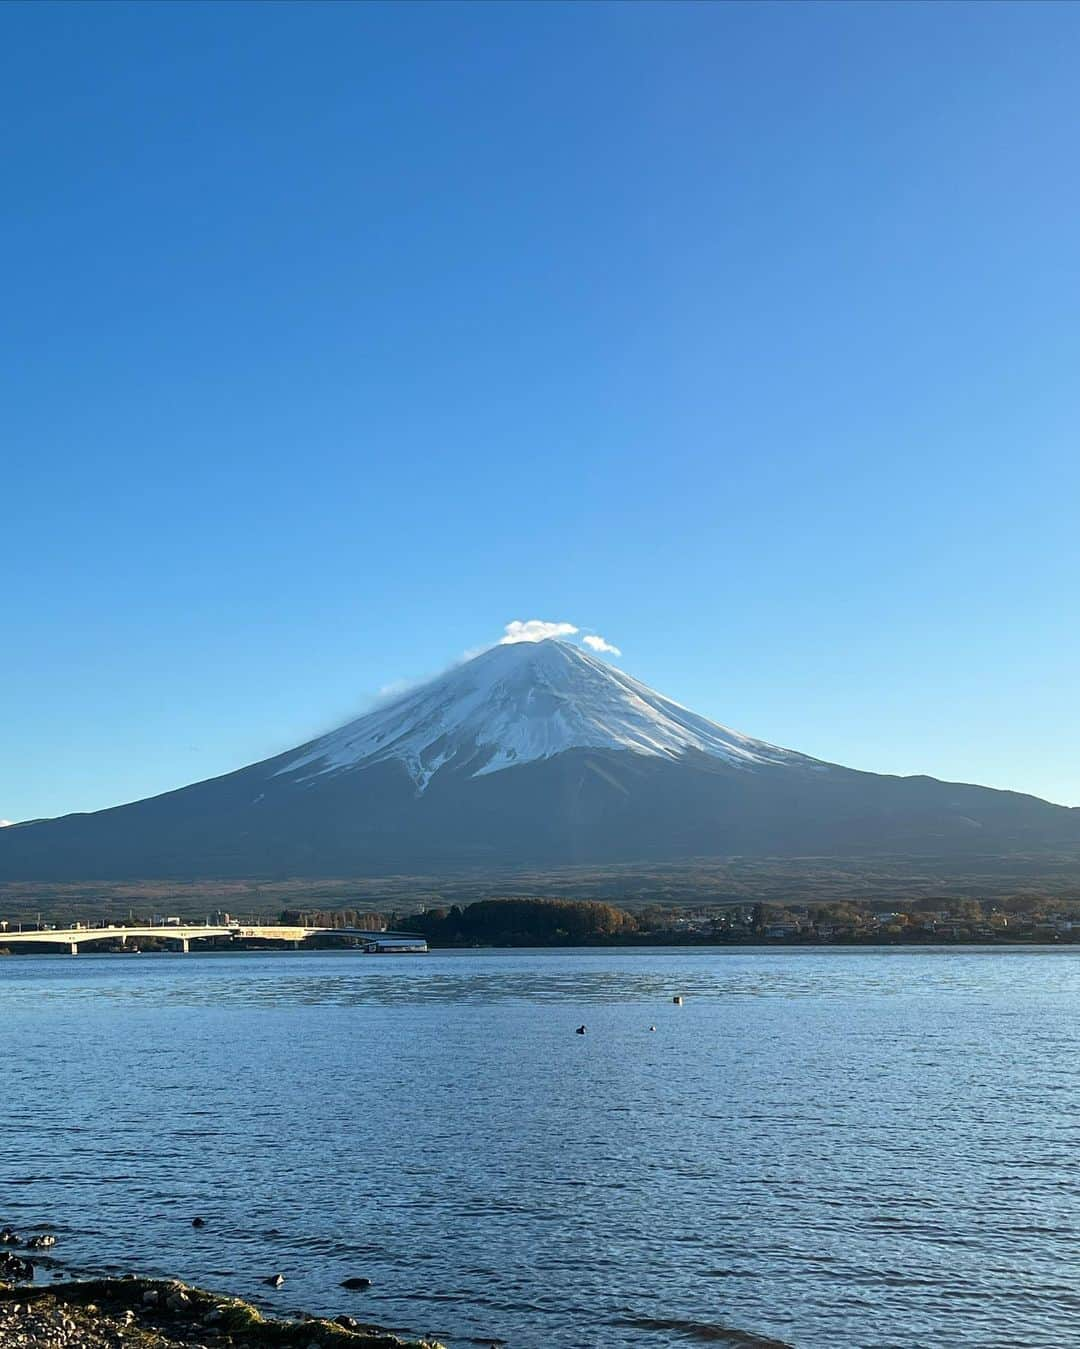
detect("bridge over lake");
top-left (0, 923), bottom-right (427, 955)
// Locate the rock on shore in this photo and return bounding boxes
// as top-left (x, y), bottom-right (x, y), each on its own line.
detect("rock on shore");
top-left (0, 1276), bottom-right (444, 1349)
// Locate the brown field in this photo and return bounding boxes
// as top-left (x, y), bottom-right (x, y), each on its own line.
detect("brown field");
top-left (3, 853), bottom-right (1080, 925)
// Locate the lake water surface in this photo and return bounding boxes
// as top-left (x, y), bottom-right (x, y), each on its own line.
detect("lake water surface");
top-left (2, 947), bottom-right (1079, 1348)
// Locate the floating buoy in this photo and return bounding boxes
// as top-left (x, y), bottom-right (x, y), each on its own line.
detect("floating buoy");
top-left (672, 995), bottom-right (683, 1005)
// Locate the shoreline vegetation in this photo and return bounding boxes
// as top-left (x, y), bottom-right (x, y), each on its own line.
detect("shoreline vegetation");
top-left (396, 896), bottom-right (1080, 947)
top-left (5, 895), bottom-right (1080, 955)
top-left (0, 1276), bottom-right (444, 1349)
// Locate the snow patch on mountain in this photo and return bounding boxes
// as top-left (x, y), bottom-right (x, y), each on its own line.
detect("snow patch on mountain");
top-left (274, 639), bottom-right (816, 792)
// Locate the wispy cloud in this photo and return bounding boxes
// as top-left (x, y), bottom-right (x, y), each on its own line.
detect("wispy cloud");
top-left (377, 679), bottom-right (417, 699)
top-left (582, 634), bottom-right (622, 657)
top-left (500, 619), bottom-right (579, 644)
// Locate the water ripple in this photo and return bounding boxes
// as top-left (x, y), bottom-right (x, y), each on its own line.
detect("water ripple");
top-left (2, 947), bottom-right (1080, 1348)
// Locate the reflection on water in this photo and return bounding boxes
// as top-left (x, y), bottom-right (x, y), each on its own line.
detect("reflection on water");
top-left (2, 948), bottom-right (1079, 1349)
top-left (11, 945), bottom-right (1076, 1009)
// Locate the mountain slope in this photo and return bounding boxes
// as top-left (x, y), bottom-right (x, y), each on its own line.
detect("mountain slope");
top-left (275, 639), bottom-right (815, 788)
top-left (2, 639), bottom-right (1078, 881)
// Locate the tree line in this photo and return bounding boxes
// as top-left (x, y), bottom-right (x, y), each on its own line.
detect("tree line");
top-left (280, 909), bottom-right (389, 930)
top-left (407, 898), bottom-right (639, 946)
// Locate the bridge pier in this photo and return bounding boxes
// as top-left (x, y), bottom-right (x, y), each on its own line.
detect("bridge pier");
top-left (69, 942), bottom-right (78, 956)
top-left (178, 938), bottom-right (190, 954)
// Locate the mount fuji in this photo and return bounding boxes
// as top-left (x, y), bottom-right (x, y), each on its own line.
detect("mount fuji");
top-left (275, 638), bottom-right (815, 789)
top-left (2, 638), bottom-right (1078, 881)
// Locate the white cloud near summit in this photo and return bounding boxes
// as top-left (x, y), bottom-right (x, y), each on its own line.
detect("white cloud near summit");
top-left (582, 634), bottom-right (622, 657)
top-left (500, 619), bottom-right (579, 644)
top-left (497, 620), bottom-right (622, 658)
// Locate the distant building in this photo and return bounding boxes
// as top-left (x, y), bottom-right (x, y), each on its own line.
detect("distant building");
top-left (764, 923), bottom-right (800, 939)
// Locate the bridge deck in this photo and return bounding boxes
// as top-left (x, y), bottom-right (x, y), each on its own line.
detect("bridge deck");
top-left (0, 925), bottom-right (423, 949)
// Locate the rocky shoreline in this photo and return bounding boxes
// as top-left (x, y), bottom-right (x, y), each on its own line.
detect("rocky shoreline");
top-left (0, 1275), bottom-right (445, 1349)
top-left (1, 1227), bottom-right (445, 1349)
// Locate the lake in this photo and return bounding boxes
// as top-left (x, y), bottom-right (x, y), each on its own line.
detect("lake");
top-left (2, 947), bottom-right (1079, 1348)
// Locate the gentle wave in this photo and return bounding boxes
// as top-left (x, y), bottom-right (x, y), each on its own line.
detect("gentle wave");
top-left (4, 948), bottom-right (1080, 1348)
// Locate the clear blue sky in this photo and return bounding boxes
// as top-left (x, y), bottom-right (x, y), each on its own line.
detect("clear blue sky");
top-left (3, 0), bottom-right (1079, 823)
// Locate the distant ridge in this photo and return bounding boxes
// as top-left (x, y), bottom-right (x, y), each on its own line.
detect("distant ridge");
top-left (2, 638), bottom-right (1078, 881)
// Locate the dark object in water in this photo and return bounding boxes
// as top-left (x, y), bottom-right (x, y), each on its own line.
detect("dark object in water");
top-left (0, 1251), bottom-right (34, 1281)
top-left (340, 1277), bottom-right (372, 1290)
top-left (575, 1024), bottom-right (586, 1034)
top-left (191, 1217), bottom-right (205, 1228)
top-left (263, 1273), bottom-right (286, 1287)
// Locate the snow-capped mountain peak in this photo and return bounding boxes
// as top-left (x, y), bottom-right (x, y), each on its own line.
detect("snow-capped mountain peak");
top-left (7, 637), bottom-right (1079, 885)
top-left (275, 638), bottom-right (809, 791)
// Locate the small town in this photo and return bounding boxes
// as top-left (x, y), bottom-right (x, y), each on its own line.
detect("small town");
top-left (646, 898), bottom-right (1080, 944)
